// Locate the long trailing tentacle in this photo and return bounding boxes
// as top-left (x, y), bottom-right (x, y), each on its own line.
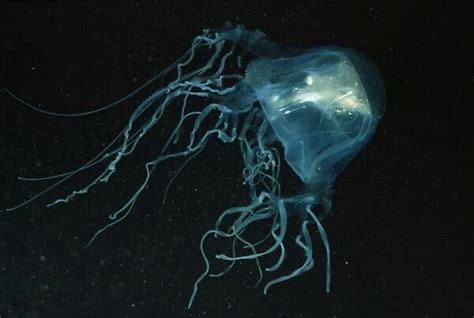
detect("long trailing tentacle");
top-left (305, 204), bottom-right (331, 293)
top-left (3, 33), bottom-right (216, 117)
top-left (5, 30), bottom-right (243, 212)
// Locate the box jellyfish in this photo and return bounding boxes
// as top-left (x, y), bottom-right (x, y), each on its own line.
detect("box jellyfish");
top-left (5, 23), bottom-right (386, 308)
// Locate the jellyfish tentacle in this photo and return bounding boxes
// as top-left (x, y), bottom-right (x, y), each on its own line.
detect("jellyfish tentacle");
top-left (6, 28), bottom-right (237, 211)
top-left (45, 89), bottom-right (183, 207)
top-left (111, 31), bottom-right (238, 161)
top-left (31, 89), bottom-right (223, 208)
top-left (169, 40), bottom-right (225, 93)
top-left (263, 219), bottom-right (315, 294)
top-left (209, 207), bottom-right (267, 285)
top-left (216, 199), bottom-right (287, 261)
top-left (16, 89), bottom-right (183, 184)
top-left (80, 30), bottom-right (248, 251)
top-left (189, 101), bottom-right (287, 305)
top-left (187, 229), bottom-right (215, 309)
top-left (264, 227), bottom-right (286, 272)
top-left (162, 145), bottom-right (205, 204)
top-left (2, 32), bottom-right (218, 118)
top-left (85, 32), bottom-right (239, 183)
top-left (209, 237), bottom-right (238, 278)
top-left (213, 191), bottom-right (270, 233)
top-left (83, 104), bottom-right (241, 246)
top-left (16, 125), bottom-right (130, 182)
top-left (187, 103), bottom-right (220, 148)
top-left (189, 195), bottom-right (273, 308)
top-left (174, 35), bottom-right (216, 83)
top-left (306, 204), bottom-right (331, 293)
top-left (7, 97), bottom-right (186, 211)
top-left (233, 231), bottom-right (264, 288)
top-left (100, 88), bottom-right (178, 181)
top-left (5, 121), bottom-right (156, 211)
top-left (82, 159), bottom-right (156, 249)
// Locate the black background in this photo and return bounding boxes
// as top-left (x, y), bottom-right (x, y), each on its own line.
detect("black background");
top-left (1, 1), bottom-right (472, 317)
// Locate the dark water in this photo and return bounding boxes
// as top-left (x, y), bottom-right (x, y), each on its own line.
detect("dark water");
top-left (1, 2), bottom-right (471, 317)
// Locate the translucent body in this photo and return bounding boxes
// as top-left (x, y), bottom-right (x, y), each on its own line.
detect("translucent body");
top-left (5, 24), bottom-right (385, 309)
top-left (246, 47), bottom-right (385, 186)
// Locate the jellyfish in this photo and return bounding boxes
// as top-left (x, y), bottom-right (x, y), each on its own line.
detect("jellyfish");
top-left (5, 23), bottom-right (386, 308)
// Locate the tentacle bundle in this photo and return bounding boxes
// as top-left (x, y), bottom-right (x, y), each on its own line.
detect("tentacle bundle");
top-left (6, 29), bottom-right (250, 249)
top-left (187, 107), bottom-right (331, 308)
